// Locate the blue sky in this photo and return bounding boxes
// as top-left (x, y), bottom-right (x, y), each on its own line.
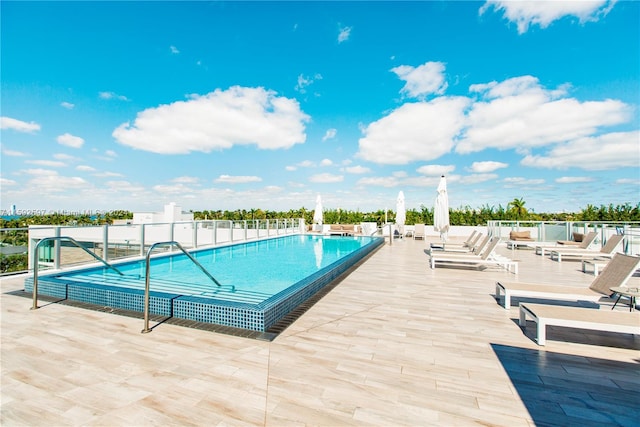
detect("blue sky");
top-left (1, 1), bottom-right (638, 216)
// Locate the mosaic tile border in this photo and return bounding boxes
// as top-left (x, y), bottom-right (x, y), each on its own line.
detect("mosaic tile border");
top-left (24, 236), bottom-right (384, 332)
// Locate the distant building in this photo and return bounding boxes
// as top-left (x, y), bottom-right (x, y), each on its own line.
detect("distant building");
top-left (114, 203), bottom-right (194, 225)
top-left (10, 205), bottom-right (16, 215)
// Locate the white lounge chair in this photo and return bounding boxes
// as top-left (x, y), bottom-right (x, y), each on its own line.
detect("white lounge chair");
top-left (518, 302), bottom-right (640, 345)
top-left (434, 230), bottom-right (482, 250)
top-left (534, 231), bottom-right (598, 256)
top-left (495, 253), bottom-right (640, 309)
top-left (429, 237), bottom-right (518, 273)
top-left (427, 234), bottom-right (488, 255)
top-left (549, 234), bottom-right (624, 262)
top-left (413, 224), bottom-right (425, 240)
top-left (438, 231), bottom-right (480, 250)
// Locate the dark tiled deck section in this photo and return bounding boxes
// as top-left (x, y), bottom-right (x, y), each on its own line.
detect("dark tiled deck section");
top-left (2, 237), bottom-right (639, 426)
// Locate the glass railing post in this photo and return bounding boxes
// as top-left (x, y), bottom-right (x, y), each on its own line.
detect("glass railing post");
top-left (193, 221), bottom-right (198, 248)
top-left (139, 225), bottom-right (146, 257)
top-left (54, 227), bottom-right (61, 269)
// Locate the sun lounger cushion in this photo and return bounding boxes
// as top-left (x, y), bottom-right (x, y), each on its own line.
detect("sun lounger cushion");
top-left (557, 232), bottom-right (584, 245)
top-left (509, 231), bottom-right (534, 241)
top-left (519, 303), bottom-right (640, 345)
top-left (495, 253), bottom-right (640, 308)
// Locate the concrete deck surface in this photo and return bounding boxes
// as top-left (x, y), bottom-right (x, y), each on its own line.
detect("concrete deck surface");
top-left (2, 236), bottom-right (639, 426)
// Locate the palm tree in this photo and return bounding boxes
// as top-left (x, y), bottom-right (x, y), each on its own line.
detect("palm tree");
top-left (507, 197), bottom-right (528, 220)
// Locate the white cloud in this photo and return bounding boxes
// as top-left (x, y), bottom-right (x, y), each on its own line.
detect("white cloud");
top-left (480, 0), bottom-right (615, 34)
top-left (172, 176), bottom-right (199, 184)
top-left (76, 165), bottom-right (97, 172)
top-left (105, 180), bottom-right (145, 192)
top-left (285, 165), bottom-right (297, 172)
top-left (0, 178), bottom-right (17, 186)
top-left (322, 128), bottom-right (337, 141)
top-left (457, 76), bottom-right (632, 154)
top-left (170, 45), bottom-right (180, 54)
top-left (113, 86), bottom-right (309, 154)
top-left (94, 171), bottom-right (123, 178)
top-left (357, 97), bottom-right (469, 164)
top-left (617, 178), bottom-right (640, 185)
top-left (320, 158), bottom-right (333, 166)
top-left (521, 130), bottom-right (640, 171)
top-left (26, 160), bottom-right (66, 167)
top-left (556, 176), bottom-right (594, 184)
top-left (391, 62), bottom-right (448, 98)
top-left (1, 116), bottom-right (41, 133)
top-left (459, 173), bottom-right (499, 184)
top-left (54, 153), bottom-right (79, 161)
top-left (105, 150), bottom-right (117, 158)
top-left (61, 101), bottom-right (75, 109)
top-left (153, 183), bottom-right (193, 194)
top-left (402, 175), bottom-right (440, 187)
top-left (297, 160), bottom-right (315, 168)
top-left (356, 176), bottom-right (399, 188)
top-left (99, 91), bottom-right (129, 101)
top-left (344, 165), bottom-right (371, 174)
top-left (469, 161), bottom-right (508, 173)
top-left (295, 73), bottom-right (322, 94)
top-left (416, 164), bottom-right (456, 176)
top-left (1, 148), bottom-right (27, 156)
top-left (57, 133), bottom-right (85, 148)
top-left (309, 173), bottom-right (344, 183)
top-left (22, 169), bottom-right (88, 192)
top-left (214, 174), bottom-right (262, 184)
top-left (338, 26), bottom-right (351, 43)
top-left (503, 177), bottom-right (546, 186)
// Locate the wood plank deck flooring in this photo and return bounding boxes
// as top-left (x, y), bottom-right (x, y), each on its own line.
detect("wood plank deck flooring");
top-left (2, 236), bottom-right (639, 426)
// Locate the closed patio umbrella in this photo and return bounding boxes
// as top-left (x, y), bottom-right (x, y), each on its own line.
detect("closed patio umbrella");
top-left (434, 176), bottom-right (450, 241)
top-left (313, 194), bottom-right (323, 231)
top-left (396, 190), bottom-right (406, 236)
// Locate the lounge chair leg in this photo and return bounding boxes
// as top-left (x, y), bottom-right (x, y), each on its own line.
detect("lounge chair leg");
top-left (612, 294), bottom-right (622, 310)
top-left (519, 306), bottom-right (526, 327)
top-left (537, 320), bottom-right (546, 346)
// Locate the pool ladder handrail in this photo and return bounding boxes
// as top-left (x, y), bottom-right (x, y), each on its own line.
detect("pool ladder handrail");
top-left (370, 224), bottom-right (395, 245)
top-left (31, 236), bottom-right (124, 310)
top-left (142, 240), bottom-right (221, 334)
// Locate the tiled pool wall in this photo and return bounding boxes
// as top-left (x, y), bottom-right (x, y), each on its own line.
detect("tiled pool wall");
top-left (24, 237), bottom-right (384, 332)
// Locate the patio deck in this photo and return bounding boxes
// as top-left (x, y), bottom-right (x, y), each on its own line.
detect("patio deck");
top-left (2, 237), bottom-right (639, 426)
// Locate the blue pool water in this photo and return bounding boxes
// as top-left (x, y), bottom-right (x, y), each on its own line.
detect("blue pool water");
top-left (25, 234), bottom-right (383, 333)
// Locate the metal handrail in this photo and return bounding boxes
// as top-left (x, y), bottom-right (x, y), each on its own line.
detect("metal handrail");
top-left (141, 241), bottom-right (221, 333)
top-left (370, 225), bottom-right (394, 245)
top-left (31, 236), bottom-right (124, 310)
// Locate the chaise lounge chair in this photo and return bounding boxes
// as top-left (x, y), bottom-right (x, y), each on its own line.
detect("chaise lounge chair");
top-left (437, 230), bottom-right (480, 251)
top-left (495, 253), bottom-right (640, 309)
top-left (427, 234), bottom-right (488, 255)
top-left (534, 231), bottom-right (598, 256)
top-left (429, 237), bottom-right (518, 273)
top-left (518, 302), bottom-right (640, 345)
top-left (505, 230), bottom-right (536, 250)
top-left (549, 234), bottom-right (624, 262)
top-left (413, 224), bottom-right (425, 240)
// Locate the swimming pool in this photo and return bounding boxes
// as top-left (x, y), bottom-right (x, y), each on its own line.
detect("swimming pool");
top-left (24, 234), bottom-right (383, 333)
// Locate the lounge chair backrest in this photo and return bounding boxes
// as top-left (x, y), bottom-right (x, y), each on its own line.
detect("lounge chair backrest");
top-left (466, 231), bottom-right (481, 247)
top-left (589, 253), bottom-right (640, 296)
top-left (578, 232), bottom-right (598, 249)
top-left (600, 234), bottom-right (624, 254)
top-left (465, 230), bottom-right (478, 245)
top-left (471, 234), bottom-right (489, 254)
top-left (480, 237), bottom-right (501, 260)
